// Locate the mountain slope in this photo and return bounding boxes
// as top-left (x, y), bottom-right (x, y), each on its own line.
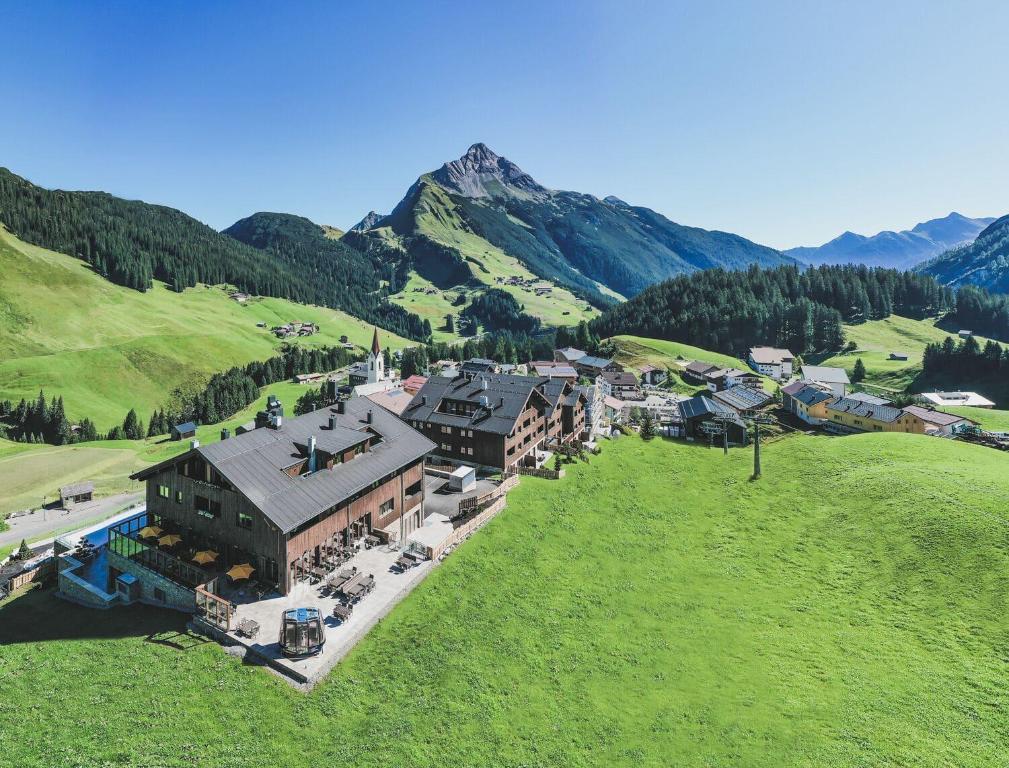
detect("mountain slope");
top-left (0, 225), bottom-right (407, 429)
top-left (0, 168), bottom-right (426, 340)
top-left (919, 214), bottom-right (1009, 292)
top-left (787, 212), bottom-right (994, 269)
top-left (346, 144), bottom-right (794, 332)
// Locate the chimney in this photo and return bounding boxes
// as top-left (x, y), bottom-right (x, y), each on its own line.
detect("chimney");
top-left (336, 400), bottom-right (345, 415)
top-left (307, 435), bottom-right (317, 473)
top-left (366, 409), bottom-right (373, 424)
top-left (481, 378), bottom-right (488, 390)
top-left (190, 439), bottom-right (200, 449)
top-left (499, 397), bottom-right (504, 408)
top-left (328, 414), bottom-right (337, 431)
top-left (220, 428), bottom-right (230, 441)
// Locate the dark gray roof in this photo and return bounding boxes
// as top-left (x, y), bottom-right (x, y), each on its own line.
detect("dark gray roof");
top-left (844, 391), bottom-right (891, 407)
top-left (712, 386), bottom-right (772, 411)
top-left (601, 371), bottom-right (639, 387)
top-left (678, 395), bottom-right (741, 423)
top-left (461, 358), bottom-right (496, 372)
top-left (825, 396), bottom-right (903, 423)
top-left (60, 481), bottom-right (94, 496)
top-left (173, 422), bottom-right (197, 434)
top-left (136, 398), bottom-right (434, 534)
top-left (788, 384), bottom-right (834, 407)
top-left (404, 374), bottom-right (549, 436)
top-left (577, 355), bottom-right (613, 370)
top-left (685, 360), bottom-right (719, 376)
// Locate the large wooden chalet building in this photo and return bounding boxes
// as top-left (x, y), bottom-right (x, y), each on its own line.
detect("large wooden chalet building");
top-left (401, 372), bottom-right (586, 471)
top-left (132, 397), bottom-right (434, 595)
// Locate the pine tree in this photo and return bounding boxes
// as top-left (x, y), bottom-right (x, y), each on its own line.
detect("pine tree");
top-left (852, 358), bottom-right (866, 383)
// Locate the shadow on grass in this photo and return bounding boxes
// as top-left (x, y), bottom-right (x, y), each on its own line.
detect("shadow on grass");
top-left (0, 586), bottom-right (188, 646)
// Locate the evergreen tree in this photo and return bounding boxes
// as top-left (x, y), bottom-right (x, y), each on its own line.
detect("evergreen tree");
top-left (852, 358), bottom-right (866, 383)
top-left (122, 408), bottom-right (143, 440)
top-left (639, 411), bottom-right (656, 440)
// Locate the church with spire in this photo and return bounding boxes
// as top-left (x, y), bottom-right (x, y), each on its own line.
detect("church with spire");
top-left (367, 326), bottom-right (384, 384)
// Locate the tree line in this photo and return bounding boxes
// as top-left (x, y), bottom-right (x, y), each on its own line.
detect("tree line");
top-left (460, 288), bottom-right (541, 335)
top-left (590, 264), bottom-right (953, 356)
top-left (922, 334), bottom-right (1008, 379)
top-left (0, 171), bottom-right (430, 341)
top-left (949, 285), bottom-right (1009, 342)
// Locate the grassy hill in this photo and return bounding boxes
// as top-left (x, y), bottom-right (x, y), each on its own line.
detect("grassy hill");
top-left (4, 433), bottom-right (1009, 765)
top-left (0, 227), bottom-right (409, 429)
top-left (608, 334), bottom-right (773, 393)
top-left (0, 381), bottom-right (310, 516)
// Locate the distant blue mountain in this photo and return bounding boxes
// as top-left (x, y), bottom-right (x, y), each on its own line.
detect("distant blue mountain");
top-left (786, 212), bottom-right (995, 270)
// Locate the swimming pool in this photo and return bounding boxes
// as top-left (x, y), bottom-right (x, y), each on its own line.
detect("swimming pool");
top-left (68, 512), bottom-right (148, 592)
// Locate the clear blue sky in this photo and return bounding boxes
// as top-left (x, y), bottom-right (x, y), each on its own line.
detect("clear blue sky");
top-left (1, 0), bottom-right (1006, 249)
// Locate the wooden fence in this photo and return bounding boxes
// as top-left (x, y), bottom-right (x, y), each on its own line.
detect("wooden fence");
top-left (430, 496), bottom-right (508, 562)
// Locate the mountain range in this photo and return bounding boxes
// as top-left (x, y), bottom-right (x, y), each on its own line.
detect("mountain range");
top-left (786, 212), bottom-right (994, 270)
top-left (346, 143), bottom-right (795, 309)
top-left (919, 215), bottom-right (1009, 292)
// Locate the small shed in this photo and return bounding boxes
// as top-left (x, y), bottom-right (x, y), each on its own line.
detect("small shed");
top-left (60, 481), bottom-right (94, 507)
top-left (448, 465), bottom-right (477, 493)
top-left (888, 351), bottom-right (909, 361)
top-left (171, 422), bottom-right (197, 441)
top-left (958, 330), bottom-right (972, 339)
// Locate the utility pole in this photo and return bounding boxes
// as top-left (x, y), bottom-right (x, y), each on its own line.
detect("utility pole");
top-left (748, 414), bottom-right (775, 479)
top-left (699, 421), bottom-right (724, 450)
top-left (712, 414), bottom-right (738, 455)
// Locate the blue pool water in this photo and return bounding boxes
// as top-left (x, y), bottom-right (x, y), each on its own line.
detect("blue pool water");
top-left (71, 513), bottom-right (148, 592)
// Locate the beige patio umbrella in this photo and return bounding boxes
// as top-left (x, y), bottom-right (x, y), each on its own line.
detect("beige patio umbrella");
top-left (158, 533), bottom-right (182, 547)
top-left (226, 563), bottom-right (255, 581)
top-left (138, 525), bottom-right (163, 539)
top-left (192, 550), bottom-right (219, 565)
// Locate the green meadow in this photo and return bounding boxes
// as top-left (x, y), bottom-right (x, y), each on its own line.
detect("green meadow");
top-left (0, 227), bottom-right (409, 430)
top-left (3, 433), bottom-right (1008, 767)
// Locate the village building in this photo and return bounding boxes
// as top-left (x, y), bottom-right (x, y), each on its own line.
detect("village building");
top-left (711, 385), bottom-right (773, 413)
top-left (889, 351), bottom-right (909, 361)
top-left (678, 396), bottom-right (748, 445)
top-left (704, 367), bottom-right (762, 392)
top-left (460, 358), bottom-right (498, 376)
top-left (364, 387), bottom-right (415, 417)
top-left (576, 381), bottom-right (604, 437)
top-left (844, 391), bottom-right (892, 407)
top-left (403, 373), bottom-right (585, 471)
top-left (800, 365), bottom-right (850, 397)
top-left (130, 397), bottom-right (434, 597)
top-left (351, 380), bottom-right (397, 399)
top-left (683, 360), bottom-right (720, 383)
top-left (747, 347), bottom-right (794, 380)
top-left (638, 364), bottom-right (667, 387)
top-left (598, 371), bottom-right (642, 400)
top-left (901, 405), bottom-right (977, 436)
top-left (574, 355), bottom-right (623, 379)
top-left (919, 391), bottom-right (995, 409)
top-left (822, 397), bottom-right (926, 435)
top-left (60, 481), bottom-right (94, 507)
top-left (401, 375), bottom-right (428, 395)
top-left (171, 422), bottom-right (197, 441)
top-left (532, 362), bottom-right (578, 380)
top-left (348, 328), bottom-right (391, 387)
top-left (639, 394), bottom-right (684, 422)
top-left (781, 382), bottom-right (833, 425)
top-left (553, 347), bottom-right (587, 364)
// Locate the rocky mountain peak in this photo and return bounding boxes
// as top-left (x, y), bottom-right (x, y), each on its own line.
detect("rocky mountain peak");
top-left (430, 143), bottom-right (547, 199)
top-left (350, 210), bottom-right (385, 232)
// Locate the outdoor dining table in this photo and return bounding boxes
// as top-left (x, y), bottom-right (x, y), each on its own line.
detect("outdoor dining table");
top-left (340, 572), bottom-right (365, 594)
top-left (333, 603), bottom-right (352, 621)
top-left (395, 555), bottom-right (414, 570)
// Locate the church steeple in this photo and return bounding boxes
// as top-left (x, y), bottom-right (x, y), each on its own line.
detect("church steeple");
top-left (371, 327), bottom-right (381, 356)
top-left (367, 327), bottom-right (384, 384)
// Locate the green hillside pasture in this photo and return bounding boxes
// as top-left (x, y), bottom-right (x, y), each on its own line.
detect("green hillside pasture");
top-left (609, 334), bottom-right (773, 393)
top-left (817, 315), bottom-right (993, 393)
top-left (942, 406), bottom-right (1009, 432)
top-left (5, 433), bottom-right (1009, 766)
top-left (0, 227), bottom-right (408, 429)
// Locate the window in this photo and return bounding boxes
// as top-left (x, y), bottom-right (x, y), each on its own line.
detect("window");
top-left (441, 443), bottom-right (452, 452)
top-left (158, 485), bottom-right (170, 498)
top-left (194, 495), bottom-right (220, 519)
top-left (153, 588), bottom-right (166, 602)
top-left (441, 425), bottom-right (452, 434)
top-left (175, 491), bottom-right (183, 504)
top-left (379, 498), bottom-right (394, 516)
top-left (237, 511), bottom-right (253, 530)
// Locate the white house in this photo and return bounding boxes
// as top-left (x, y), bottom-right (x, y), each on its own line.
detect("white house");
top-left (747, 347), bottom-right (794, 380)
top-left (800, 365), bottom-right (850, 397)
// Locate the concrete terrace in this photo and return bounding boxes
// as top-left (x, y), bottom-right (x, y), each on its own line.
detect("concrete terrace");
top-left (222, 543), bottom-right (433, 686)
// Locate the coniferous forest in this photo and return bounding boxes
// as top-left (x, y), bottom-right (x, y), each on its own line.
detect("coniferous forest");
top-left (0, 169), bottom-right (429, 341)
top-left (591, 264), bottom-right (953, 355)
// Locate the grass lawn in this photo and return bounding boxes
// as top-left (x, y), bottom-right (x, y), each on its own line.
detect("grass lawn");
top-left (3, 433), bottom-right (1008, 766)
top-left (0, 226), bottom-right (409, 430)
top-left (942, 406), bottom-right (1009, 432)
top-left (816, 315), bottom-right (993, 393)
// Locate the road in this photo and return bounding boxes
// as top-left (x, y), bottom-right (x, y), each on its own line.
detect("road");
top-left (0, 491), bottom-right (143, 549)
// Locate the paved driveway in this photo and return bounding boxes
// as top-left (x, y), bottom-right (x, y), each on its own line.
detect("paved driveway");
top-left (0, 491), bottom-right (143, 549)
